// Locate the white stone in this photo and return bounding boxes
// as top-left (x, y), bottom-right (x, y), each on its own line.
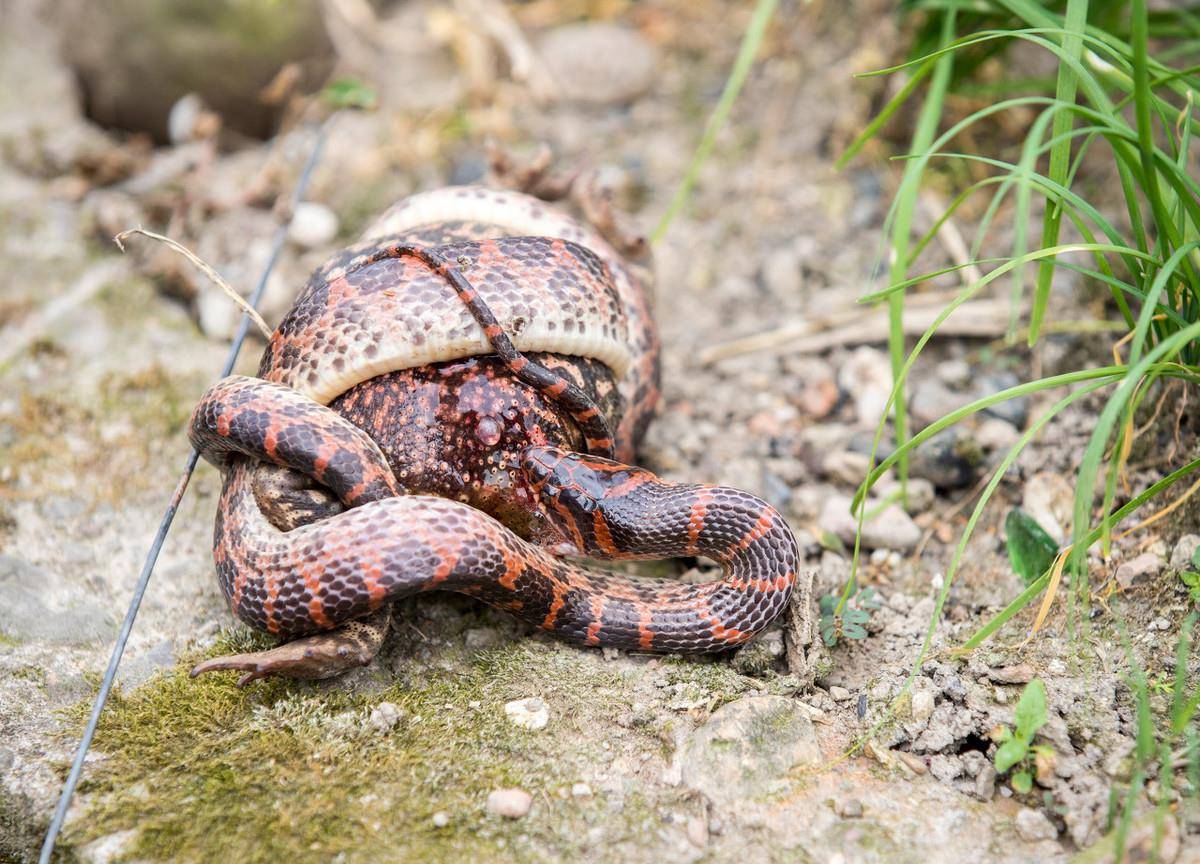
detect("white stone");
top-left (686, 815), bottom-right (709, 848)
top-left (838, 346), bottom-right (893, 428)
top-left (1171, 534), bottom-right (1200, 570)
top-left (571, 782), bottom-right (593, 798)
top-left (1015, 807), bottom-right (1058, 842)
top-left (167, 93), bottom-right (204, 144)
top-left (79, 829), bottom-right (139, 864)
top-left (1115, 552), bottom-right (1163, 589)
top-left (487, 788), bottom-right (533, 819)
top-left (368, 702), bottom-right (401, 733)
top-left (287, 202), bottom-right (339, 249)
top-left (818, 493), bottom-right (921, 552)
top-left (504, 697), bottom-right (549, 730)
top-left (911, 690), bottom-right (935, 722)
top-left (976, 417), bottom-right (1021, 452)
top-left (431, 811), bottom-right (449, 828)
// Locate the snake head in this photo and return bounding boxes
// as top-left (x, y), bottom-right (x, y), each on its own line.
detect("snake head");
top-left (520, 445), bottom-right (571, 495)
top-left (520, 446), bottom-right (609, 511)
top-left (521, 446), bottom-right (657, 559)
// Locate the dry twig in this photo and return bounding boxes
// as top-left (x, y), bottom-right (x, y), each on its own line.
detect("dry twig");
top-left (700, 294), bottom-right (1023, 365)
top-left (114, 227), bottom-right (272, 340)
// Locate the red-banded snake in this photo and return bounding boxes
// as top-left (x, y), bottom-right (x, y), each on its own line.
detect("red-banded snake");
top-left (188, 185), bottom-right (799, 683)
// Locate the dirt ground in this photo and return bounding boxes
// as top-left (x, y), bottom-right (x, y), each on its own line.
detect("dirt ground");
top-left (1, 1), bottom-right (1198, 862)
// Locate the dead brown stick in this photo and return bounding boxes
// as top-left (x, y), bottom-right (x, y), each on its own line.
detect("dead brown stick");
top-left (700, 295), bottom-right (1023, 365)
top-left (114, 227), bottom-right (272, 340)
top-left (919, 190), bottom-right (983, 287)
top-left (455, 0), bottom-right (559, 102)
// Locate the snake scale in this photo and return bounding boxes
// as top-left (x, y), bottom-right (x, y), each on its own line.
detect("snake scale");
top-left (188, 185), bottom-right (800, 682)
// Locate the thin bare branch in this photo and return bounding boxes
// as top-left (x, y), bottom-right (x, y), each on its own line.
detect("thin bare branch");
top-left (114, 227), bottom-right (272, 340)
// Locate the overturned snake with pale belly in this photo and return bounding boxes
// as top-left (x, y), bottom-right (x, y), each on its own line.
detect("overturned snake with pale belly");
top-left (188, 185), bottom-right (799, 684)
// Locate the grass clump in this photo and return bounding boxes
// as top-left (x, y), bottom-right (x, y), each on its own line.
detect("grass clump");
top-left (836, 0), bottom-right (1200, 855)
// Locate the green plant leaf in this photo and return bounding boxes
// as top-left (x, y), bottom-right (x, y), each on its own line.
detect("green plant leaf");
top-left (843, 622), bottom-right (868, 640)
top-left (1191, 546), bottom-right (1200, 569)
top-left (1011, 770), bottom-right (1034, 794)
top-left (995, 737), bottom-right (1028, 773)
top-left (321, 77), bottom-right (377, 110)
top-left (1005, 509), bottom-right (1060, 585)
top-left (845, 608), bottom-right (871, 625)
top-left (1014, 679), bottom-right (1049, 737)
top-left (820, 618), bottom-right (839, 647)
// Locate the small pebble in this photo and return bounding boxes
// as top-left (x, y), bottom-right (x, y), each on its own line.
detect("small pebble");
top-left (828, 685), bottom-right (851, 702)
top-left (571, 782), bottom-right (593, 798)
top-left (431, 811), bottom-right (449, 828)
top-left (761, 247), bottom-right (803, 297)
top-left (287, 202), bottom-right (339, 249)
top-left (929, 754), bottom-right (962, 783)
top-left (368, 702), bottom-right (401, 733)
top-left (838, 346), bottom-right (893, 428)
top-left (976, 417), bottom-right (1021, 451)
top-left (1115, 552), bottom-right (1163, 589)
top-left (504, 697), bottom-right (549, 730)
top-left (1014, 807), bottom-right (1058, 842)
top-left (487, 788), bottom-right (533, 819)
top-left (538, 22), bottom-right (658, 104)
top-left (987, 664), bottom-right (1036, 685)
top-left (167, 92), bottom-right (204, 143)
top-left (911, 690), bottom-right (935, 722)
top-left (686, 815), bottom-right (709, 848)
top-left (936, 359), bottom-right (971, 386)
top-left (1170, 534), bottom-right (1200, 569)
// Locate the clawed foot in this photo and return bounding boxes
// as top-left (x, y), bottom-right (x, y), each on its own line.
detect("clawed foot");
top-left (487, 142), bottom-right (648, 260)
top-left (571, 173), bottom-right (648, 261)
top-left (191, 608), bottom-right (391, 686)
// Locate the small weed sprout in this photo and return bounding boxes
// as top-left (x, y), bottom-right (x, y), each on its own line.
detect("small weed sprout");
top-left (819, 585), bottom-right (882, 647)
top-left (990, 678), bottom-right (1051, 795)
top-left (1177, 547), bottom-right (1200, 605)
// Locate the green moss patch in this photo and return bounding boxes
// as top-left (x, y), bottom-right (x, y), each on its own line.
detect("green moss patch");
top-left (67, 631), bottom-right (665, 863)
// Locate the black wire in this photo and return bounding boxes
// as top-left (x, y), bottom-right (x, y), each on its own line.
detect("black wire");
top-left (38, 115), bottom-right (335, 864)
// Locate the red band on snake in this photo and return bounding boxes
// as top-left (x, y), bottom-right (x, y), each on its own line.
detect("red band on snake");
top-left (189, 186), bottom-right (799, 665)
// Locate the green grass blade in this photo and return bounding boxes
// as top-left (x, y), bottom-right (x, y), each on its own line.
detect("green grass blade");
top-left (650, 0), bottom-right (777, 244)
top-left (885, 8), bottom-right (959, 502)
top-left (1028, 0), bottom-right (1089, 345)
top-left (837, 57), bottom-right (936, 169)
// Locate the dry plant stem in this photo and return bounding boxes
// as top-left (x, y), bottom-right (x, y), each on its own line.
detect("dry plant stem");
top-left (918, 190), bottom-right (982, 287)
top-left (114, 228), bottom-right (273, 340)
top-left (700, 295), bottom-right (1023, 364)
top-left (454, 0), bottom-right (558, 102)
